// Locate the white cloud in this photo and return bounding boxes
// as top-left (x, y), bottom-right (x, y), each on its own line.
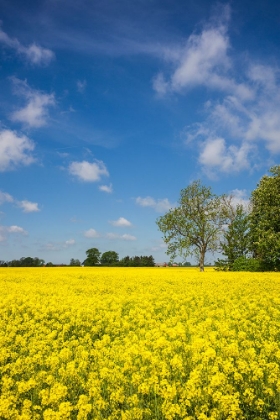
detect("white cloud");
top-left (65, 239), bottom-right (75, 247)
top-left (229, 189), bottom-right (250, 209)
top-left (99, 184), bottom-right (113, 193)
top-left (153, 73), bottom-right (169, 96)
top-left (84, 228), bottom-right (100, 238)
top-left (136, 196), bottom-right (173, 213)
top-left (7, 225), bottom-right (27, 234)
top-left (18, 200), bottom-right (40, 213)
top-left (0, 191), bottom-right (14, 205)
top-left (10, 78), bottom-right (55, 128)
top-left (69, 160), bottom-right (109, 182)
top-left (121, 234), bottom-right (136, 241)
top-left (153, 7), bottom-right (280, 176)
top-left (109, 217), bottom-right (132, 227)
top-left (0, 224), bottom-right (28, 241)
top-left (199, 137), bottom-right (252, 175)
top-left (0, 190), bottom-right (41, 213)
top-left (0, 27), bottom-right (54, 65)
top-left (0, 129), bottom-right (35, 171)
top-left (106, 233), bottom-right (136, 241)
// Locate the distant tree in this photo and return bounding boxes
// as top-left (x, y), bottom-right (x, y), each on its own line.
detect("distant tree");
top-left (46, 262), bottom-right (55, 267)
top-left (183, 261), bottom-right (192, 267)
top-left (250, 165), bottom-right (280, 270)
top-left (119, 256), bottom-right (130, 267)
top-left (156, 180), bottom-right (230, 271)
top-left (83, 247), bottom-right (101, 266)
top-left (0, 260), bottom-right (8, 267)
top-left (69, 258), bottom-right (81, 266)
top-left (101, 251), bottom-right (119, 265)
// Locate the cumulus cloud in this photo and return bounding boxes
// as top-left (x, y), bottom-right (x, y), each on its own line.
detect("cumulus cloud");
top-left (0, 129), bottom-right (35, 171)
top-left (69, 160), bottom-right (109, 182)
top-left (229, 189), bottom-right (250, 209)
top-left (0, 190), bottom-right (41, 213)
top-left (106, 233), bottom-right (136, 241)
top-left (0, 225), bottom-right (27, 242)
top-left (99, 184), bottom-right (113, 193)
top-left (0, 27), bottom-right (54, 65)
top-left (136, 196), bottom-right (173, 212)
top-left (109, 217), bottom-right (132, 227)
top-left (84, 228), bottom-right (100, 238)
top-left (17, 200), bottom-right (40, 213)
top-left (198, 137), bottom-right (252, 175)
top-left (10, 78), bottom-right (55, 128)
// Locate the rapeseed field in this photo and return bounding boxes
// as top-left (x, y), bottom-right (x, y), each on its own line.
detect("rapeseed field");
top-left (0, 267), bottom-right (280, 420)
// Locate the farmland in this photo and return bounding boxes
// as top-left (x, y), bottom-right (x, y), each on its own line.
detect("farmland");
top-left (0, 267), bottom-right (280, 419)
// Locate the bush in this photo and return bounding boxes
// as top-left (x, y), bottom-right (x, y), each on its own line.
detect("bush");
top-left (232, 257), bottom-right (261, 272)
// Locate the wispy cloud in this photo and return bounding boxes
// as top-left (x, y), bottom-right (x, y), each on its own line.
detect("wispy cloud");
top-left (64, 239), bottom-right (75, 247)
top-left (0, 190), bottom-right (40, 213)
top-left (0, 191), bottom-right (14, 205)
top-left (10, 78), bottom-right (55, 128)
top-left (106, 233), bottom-right (136, 241)
top-left (154, 4), bottom-right (280, 176)
top-left (136, 196), bottom-right (173, 213)
top-left (0, 129), bottom-right (35, 172)
top-left (0, 225), bottom-right (27, 242)
top-left (109, 217), bottom-right (132, 227)
top-left (77, 79), bottom-right (87, 93)
top-left (69, 160), bottom-right (109, 182)
top-left (0, 27), bottom-right (54, 65)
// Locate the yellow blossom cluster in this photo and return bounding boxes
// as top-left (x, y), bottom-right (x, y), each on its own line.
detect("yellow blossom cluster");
top-left (0, 267), bottom-right (280, 419)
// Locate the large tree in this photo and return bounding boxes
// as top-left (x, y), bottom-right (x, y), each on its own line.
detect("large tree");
top-left (156, 180), bottom-right (230, 271)
top-left (216, 204), bottom-right (250, 270)
top-left (83, 247), bottom-right (101, 266)
top-left (250, 165), bottom-right (280, 270)
top-left (100, 251), bottom-right (119, 265)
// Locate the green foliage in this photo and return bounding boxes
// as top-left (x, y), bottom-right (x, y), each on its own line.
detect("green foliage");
top-left (45, 262), bottom-right (55, 267)
top-left (100, 251), bottom-right (119, 266)
top-left (156, 180), bottom-right (229, 271)
top-left (5, 257), bottom-right (45, 267)
top-left (214, 258), bottom-right (229, 271)
top-left (250, 165), bottom-right (280, 271)
top-left (216, 204), bottom-right (250, 270)
top-left (118, 255), bottom-right (155, 267)
top-left (83, 247), bottom-right (101, 266)
top-left (232, 256), bottom-right (261, 272)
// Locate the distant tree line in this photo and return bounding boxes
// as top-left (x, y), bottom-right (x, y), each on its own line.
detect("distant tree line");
top-left (83, 248), bottom-right (155, 267)
top-left (0, 257), bottom-right (45, 267)
top-left (157, 165), bottom-right (280, 272)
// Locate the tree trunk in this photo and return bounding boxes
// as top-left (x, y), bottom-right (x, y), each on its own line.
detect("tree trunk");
top-left (199, 248), bottom-right (206, 272)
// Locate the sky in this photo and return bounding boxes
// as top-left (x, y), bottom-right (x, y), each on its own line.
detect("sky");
top-left (0, 0), bottom-right (280, 264)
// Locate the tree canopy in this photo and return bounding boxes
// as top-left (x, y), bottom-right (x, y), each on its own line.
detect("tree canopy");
top-left (156, 180), bottom-right (230, 271)
top-left (100, 251), bottom-right (119, 265)
top-left (83, 248), bottom-right (101, 266)
top-left (250, 165), bottom-right (280, 270)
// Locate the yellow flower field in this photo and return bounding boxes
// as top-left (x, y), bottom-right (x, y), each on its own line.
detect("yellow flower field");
top-left (0, 267), bottom-right (280, 420)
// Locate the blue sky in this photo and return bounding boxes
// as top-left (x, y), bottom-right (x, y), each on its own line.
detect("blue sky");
top-left (0, 0), bottom-right (280, 264)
